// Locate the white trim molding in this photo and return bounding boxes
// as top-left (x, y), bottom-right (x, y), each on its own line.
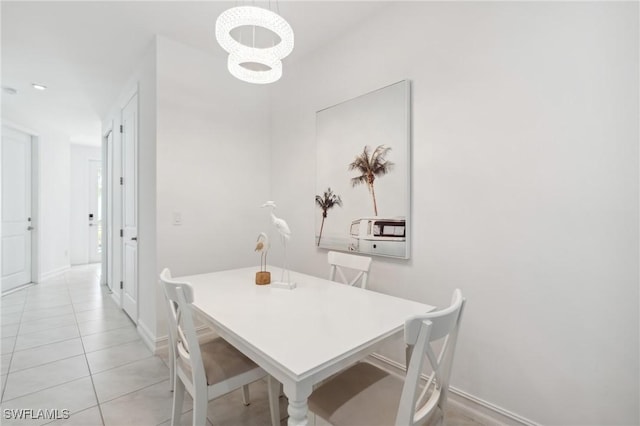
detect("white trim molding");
top-left (143, 323), bottom-right (216, 356)
top-left (367, 353), bottom-right (540, 426)
top-left (1, 283), bottom-right (35, 296)
top-left (137, 320), bottom-right (157, 353)
top-left (39, 265), bottom-right (70, 282)
top-left (447, 386), bottom-right (540, 426)
top-left (110, 291), bottom-right (121, 308)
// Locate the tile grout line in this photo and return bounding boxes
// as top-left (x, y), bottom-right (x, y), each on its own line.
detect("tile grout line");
top-left (36, 271), bottom-right (104, 426)
top-left (96, 375), bottom-right (169, 406)
top-left (7, 302), bottom-right (132, 358)
top-left (0, 374), bottom-right (93, 404)
top-left (7, 350), bottom-right (85, 375)
top-left (67, 270), bottom-right (108, 426)
top-left (3, 266), bottom-right (186, 426)
top-left (1, 289), bottom-right (28, 403)
top-left (17, 312), bottom-right (75, 327)
top-left (79, 322), bottom-right (138, 339)
top-left (82, 335), bottom-right (143, 355)
top-left (1, 271), bottom-right (106, 404)
top-left (10, 335), bottom-right (81, 355)
top-left (81, 350), bottom-right (156, 376)
top-left (84, 270), bottom-right (176, 424)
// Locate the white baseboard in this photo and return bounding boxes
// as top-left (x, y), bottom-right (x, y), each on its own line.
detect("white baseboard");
top-left (110, 291), bottom-right (121, 307)
top-left (366, 353), bottom-right (539, 426)
top-left (1, 283), bottom-right (35, 296)
top-left (137, 320), bottom-right (157, 353)
top-left (447, 386), bottom-right (540, 426)
top-left (139, 322), bottom-right (217, 356)
top-left (39, 265), bottom-right (70, 282)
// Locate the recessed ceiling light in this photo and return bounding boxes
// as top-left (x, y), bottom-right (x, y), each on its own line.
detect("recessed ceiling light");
top-left (32, 83), bottom-right (47, 91)
top-left (2, 86), bottom-right (17, 95)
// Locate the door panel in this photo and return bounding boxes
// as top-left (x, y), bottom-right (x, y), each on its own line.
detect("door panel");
top-left (3, 236), bottom-right (26, 275)
top-left (121, 94), bottom-right (138, 322)
top-left (1, 127), bottom-right (32, 292)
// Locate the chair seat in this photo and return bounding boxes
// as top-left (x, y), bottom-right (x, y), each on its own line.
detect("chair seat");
top-left (309, 362), bottom-right (404, 426)
top-left (310, 362), bottom-right (444, 426)
top-left (178, 337), bottom-right (259, 386)
top-left (310, 290), bottom-right (465, 426)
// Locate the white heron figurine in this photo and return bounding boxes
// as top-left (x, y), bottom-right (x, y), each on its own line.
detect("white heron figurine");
top-left (262, 201), bottom-right (291, 242)
top-left (262, 201), bottom-right (295, 289)
top-left (255, 232), bottom-right (270, 272)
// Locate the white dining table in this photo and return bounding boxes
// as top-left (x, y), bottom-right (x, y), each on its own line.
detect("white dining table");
top-left (176, 266), bottom-right (435, 426)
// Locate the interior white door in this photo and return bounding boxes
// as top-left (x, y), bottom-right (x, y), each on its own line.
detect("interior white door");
top-left (88, 159), bottom-right (102, 264)
top-left (2, 127), bottom-right (32, 292)
top-left (121, 94), bottom-right (138, 322)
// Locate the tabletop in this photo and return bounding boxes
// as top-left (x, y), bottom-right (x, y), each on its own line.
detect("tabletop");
top-left (178, 266), bottom-right (435, 382)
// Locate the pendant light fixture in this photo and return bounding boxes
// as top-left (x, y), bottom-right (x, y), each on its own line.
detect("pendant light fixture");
top-left (215, 3), bottom-right (294, 84)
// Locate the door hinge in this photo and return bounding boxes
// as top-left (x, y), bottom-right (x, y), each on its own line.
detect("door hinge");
top-left (120, 229), bottom-right (123, 237)
top-left (120, 124), bottom-right (123, 133)
top-left (120, 177), bottom-right (124, 185)
top-left (120, 281), bottom-right (123, 289)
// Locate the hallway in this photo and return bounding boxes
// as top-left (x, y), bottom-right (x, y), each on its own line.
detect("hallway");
top-left (0, 264), bottom-right (281, 426)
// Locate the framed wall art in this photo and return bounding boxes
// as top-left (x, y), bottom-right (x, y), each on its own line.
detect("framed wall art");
top-left (315, 80), bottom-right (411, 259)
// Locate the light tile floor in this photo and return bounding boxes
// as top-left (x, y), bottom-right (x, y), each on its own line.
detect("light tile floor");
top-left (0, 265), bottom-right (285, 426)
top-left (1, 264), bottom-right (482, 426)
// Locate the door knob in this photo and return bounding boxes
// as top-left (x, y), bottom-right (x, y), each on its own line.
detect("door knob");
top-left (27, 226), bottom-right (34, 231)
top-left (131, 237), bottom-right (137, 241)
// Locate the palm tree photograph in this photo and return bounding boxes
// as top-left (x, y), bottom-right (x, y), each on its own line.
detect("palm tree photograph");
top-left (315, 80), bottom-right (410, 258)
top-left (315, 188), bottom-right (343, 246)
top-left (348, 145), bottom-right (394, 216)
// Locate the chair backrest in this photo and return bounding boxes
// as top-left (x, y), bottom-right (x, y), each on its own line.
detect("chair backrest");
top-left (396, 289), bottom-right (466, 426)
top-left (327, 251), bottom-right (373, 289)
top-left (160, 268), bottom-right (206, 387)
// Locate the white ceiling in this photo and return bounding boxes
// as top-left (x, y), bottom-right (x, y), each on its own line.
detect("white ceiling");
top-left (1, 1), bottom-right (389, 145)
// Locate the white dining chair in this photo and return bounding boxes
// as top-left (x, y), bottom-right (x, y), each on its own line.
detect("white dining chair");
top-left (327, 251), bottom-right (373, 289)
top-left (309, 289), bottom-right (466, 426)
top-left (160, 268), bottom-right (281, 426)
top-left (164, 283), bottom-right (227, 397)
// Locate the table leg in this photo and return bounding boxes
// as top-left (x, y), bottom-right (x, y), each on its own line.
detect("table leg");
top-left (284, 382), bottom-right (312, 426)
top-left (288, 399), bottom-right (309, 426)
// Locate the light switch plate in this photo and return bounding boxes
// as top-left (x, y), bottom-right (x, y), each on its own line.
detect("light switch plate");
top-left (173, 212), bottom-right (182, 225)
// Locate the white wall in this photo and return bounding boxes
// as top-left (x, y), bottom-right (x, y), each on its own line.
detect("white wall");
top-left (69, 144), bottom-right (101, 265)
top-left (269, 2), bottom-right (639, 425)
top-left (155, 36), bottom-right (271, 334)
top-left (136, 39), bottom-right (158, 343)
top-left (37, 132), bottom-right (71, 279)
top-left (104, 35), bottom-right (271, 346)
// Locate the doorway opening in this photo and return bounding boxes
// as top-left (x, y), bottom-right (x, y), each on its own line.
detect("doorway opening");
top-left (88, 159), bottom-right (103, 264)
top-left (70, 144), bottom-right (102, 267)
